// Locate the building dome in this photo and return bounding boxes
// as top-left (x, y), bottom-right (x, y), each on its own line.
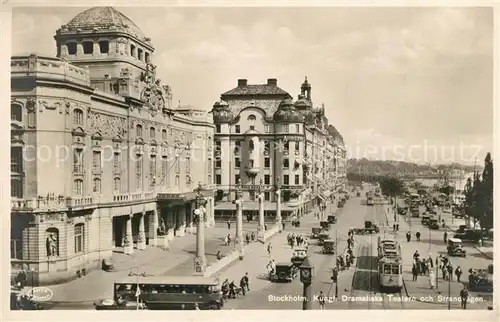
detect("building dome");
top-left (64, 7), bottom-right (148, 41)
top-left (212, 100), bottom-right (234, 123)
top-left (273, 98), bottom-right (304, 123)
top-left (301, 76), bottom-right (311, 89)
top-left (295, 95), bottom-right (311, 109)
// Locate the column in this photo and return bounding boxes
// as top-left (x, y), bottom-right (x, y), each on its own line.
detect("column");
top-left (167, 207), bottom-right (175, 241)
top-left (276, 190), bottom-right (282, 225)
top-left (123, 215), bottom-right (133, 255)
top-left (137, 211), bottom-right (146, 250)
top-left (209, 198), bottom-right (215, 227)
top-left (236, 199), bottom-right (243, 244)
top-left (93, 38), bottom-right (100, 55)
top-left (76, 41), bottom-right (84, 56)
top-left (257, 193), bottom-right (265, 240)
top-left (194, 207), bottom-right (207, 275)
top-left (149, 209), bottom-right (159, 246)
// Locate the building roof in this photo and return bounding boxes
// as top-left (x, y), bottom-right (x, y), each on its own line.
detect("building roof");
top-left (65, 7), bottom-right (147, 41)
top-left (222, 84), bottom-right (290, 96)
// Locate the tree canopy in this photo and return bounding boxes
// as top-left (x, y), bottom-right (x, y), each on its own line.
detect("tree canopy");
top-left (379, 176), bottom-right (405, 197)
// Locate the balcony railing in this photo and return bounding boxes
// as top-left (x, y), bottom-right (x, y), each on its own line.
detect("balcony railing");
top-left (66, 196), bottom-right (94, 208)
top-left (73, 165), bottom-right (84, 174)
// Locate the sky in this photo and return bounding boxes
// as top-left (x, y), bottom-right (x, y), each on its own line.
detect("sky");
top-left (11, 6), bottom-right (494, 165)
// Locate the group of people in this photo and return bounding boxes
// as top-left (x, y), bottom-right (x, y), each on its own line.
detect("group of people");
top-left (221, 272), bottom-right (250, 299)
top-left (287, 233), bottom-right (308, 249)
top-left (336, 230), bottom-right (356, 269)
top-left (405, 230), bottom-right (422, 242)
top-left (411, 250), bottom-right (434, 281)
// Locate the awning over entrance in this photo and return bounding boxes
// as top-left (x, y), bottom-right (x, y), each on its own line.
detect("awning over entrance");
top-left (214, 202), bottom-right (294, 212)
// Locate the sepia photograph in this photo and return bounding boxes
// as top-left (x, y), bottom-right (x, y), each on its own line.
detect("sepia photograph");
top-left (6, 4), bottom-right (494, 313)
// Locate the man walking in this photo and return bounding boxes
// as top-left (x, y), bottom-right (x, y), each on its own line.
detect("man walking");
top-left (243, 272), bottom-right (250, 291)
top-left (406, 231), bottom-right (411, 242)
top-left (460, 285), bottom-right (469, 309)
top-left (412, 264), bottom-right (418, 281)
top-left (416, 230), bottom-right (421, 242)
top-left (318, 291), bottom-right (326, 310)
top-left (455, 266), bottom-right (462, 283)
top-left (227, 220), bottom-right (231, 230)
top-left (267, 243), bottom-right (272, 257)
top-left (443, 231), bottom-right (448, 244)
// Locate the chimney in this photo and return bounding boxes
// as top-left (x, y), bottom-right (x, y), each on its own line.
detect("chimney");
top-left (267, 78), bottom-right (277, 86)
top-left (238, 79), bottom-right (247, 87)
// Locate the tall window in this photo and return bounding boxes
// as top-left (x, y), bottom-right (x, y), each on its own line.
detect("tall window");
top-left (264, 174), bottom-right (270, 184)
top-left (99, 41), bottom-right (109, 54)
top-left (113, 177), bottom-right (121, 192)
top-left (283, 175), bottom-right (289, 185)
top-left (295, 175), bottom-right (300, 185)
top-left (73, 109), bottom-right (83, 125)
top-left (136, 155), bottom-right (143, 189)
top-left (235, 174), bottom-right (240, 183)
top-left (175, 158), bottom-right (181, 173)
top-left (162, 129), bottom-right (167, 141)
top-left (234, 125), bottom-right (240, 133)
top-left (150, 155), bottom-right (156, 175)
top-left (93, 178), bottom-right (101, 193)
top-left (295, 141), bottom-right (300, 151)
top-left (136, 124), bottom-right (143, 137)
top-left (82, 41), bottom-right (93, 54)
top-left (175, 175), bottom-right (179, 186)
top-left (234, 158), bottom-right (240, 168)
top-left (284, 124), bottom-right (289, 133)
top-left (216, 174), bottom-right (222, 184)
top-left (215, 159), bottom-right (221, 168)
top-left (264, 124), bottom-right (270, 133)
top-left (161, 156), bottom-right (168, 177)
top-left (185, 157), bottom-right (191, 174)
top-left (295, 124), bottom-right (300, 133)
top-left (113, 152), bottom-right (121, 173)
top-left (11, 177), bottom-right (23, 198)
top-left (216, 125), bottom-right (221, 133)
top-left (208, 158), bottom-right (212, 174)
top-left (11, 104), bottom-right (22, 122)
top-left (92, 151), bottom-right (102, 172)
top-left (11, 147), bottom-right (23, 174)
top-left (150, 127), bottom-right (155, 140)
top-left (73, 149), bottom-right (84, 173)
top-left (74, 179), bottom-right (83, 195)
top-left (67, 42), bottom-right (77, 55)
top-left (74, 224), bottom-right (84, 254)
top-left (283, 159), bottom-right (289, 168)
top-left (264, 157), bottom-right (270, 168)
top-left (264, 192), bottom-right (270, 201)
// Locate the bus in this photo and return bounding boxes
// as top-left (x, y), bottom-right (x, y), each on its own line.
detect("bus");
top-left (94, 276), bottom-right (223, 310)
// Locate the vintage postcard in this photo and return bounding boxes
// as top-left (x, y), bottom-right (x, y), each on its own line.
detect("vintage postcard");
top-left (2, 1), bottom-right (496, 321)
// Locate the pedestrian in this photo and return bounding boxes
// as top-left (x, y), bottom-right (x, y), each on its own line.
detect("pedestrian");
top-left (243, 272), bottom-right (250, 291)
top-left (460, 285), bottom-right (469, 309)
top-left (282, 222), bottom-right (285, 231)
top-left (251, 232), bottom-right (255, 241)
top-left (224, 235), bottom-right (229, 246)
top-left (265, 224), bottom-right (268, 231)
top-left (267, 243), bottom-right (272, 257)
top-left (318, 291), bottom-right (326, 309)
top-left (447, 264), bottom-right (454, 282)
top-left (246, 233), bottom-right (250, 245)
top-left (226, 234), bottom-right (231, 246)
top-left (442, 220), bottom-right (445, 228)
top-left (228, 280), bottom-right (236, 299)
top-left (227, 220), bottom-right (231, 230)
top-left (239, 276), bottom-right (247, 296)
top-left (416, 230), bottom-right (421, 242)
top-left (412, 264), bottom-right (418, 281)
top-left (393, 223), bottom-right (396, 231)
top-left (396, 223), bottom-right (399, 231)
top-left (443, 231), bottom-right (448, 244)
top-left (455, 266), bottom-right (462, 283)
top-left (406, 231), bottom-right (411, 242)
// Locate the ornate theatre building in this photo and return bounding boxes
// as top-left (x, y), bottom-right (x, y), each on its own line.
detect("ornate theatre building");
top-left (211, 78), bottom-right (347, 221)
top-left (10, 7), bottom-right (215, 285)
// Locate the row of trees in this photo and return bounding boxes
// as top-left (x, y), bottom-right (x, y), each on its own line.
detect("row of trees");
top-left (463, 153), bottom-right (494, 231)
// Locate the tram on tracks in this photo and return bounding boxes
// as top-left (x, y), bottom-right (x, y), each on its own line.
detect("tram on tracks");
top-left (377, 237), bottom-right (403, 292)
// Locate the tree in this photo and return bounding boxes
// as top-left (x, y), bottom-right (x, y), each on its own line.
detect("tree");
top-left (480, 153), bottom-right (493, 231)
top-left (379, 176), bottom-right (405, 206)
top-left (438, 185), bottom-right (454, 198)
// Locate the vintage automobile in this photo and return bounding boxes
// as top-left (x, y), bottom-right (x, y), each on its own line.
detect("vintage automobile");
top-left (318, 232), bottom-right (330, 245)
top-left (271, 263), bottom-right (298, 283)
top-left (421, 214), bottom-right (431, 225)
top-left (356, 192), bottom-right (361, 197)
top-left (322, 239), bottom-right (335, 254)
top-left (428, 218), bottom-right (440, 230)
top-left (291, 247), bottom-right (308, 266)
top-left (447, 238), bottom-right (466, 257)
top-left (327, 215), bottom-right (337, 224)
top-left (353, 220), bottom-right (380, 235)
top-left (320, 221), bottom-right (329, 230)
top-left (311, 227), bottom-right (322, 239)
top-left (468, 265), bottom-right (493, 292)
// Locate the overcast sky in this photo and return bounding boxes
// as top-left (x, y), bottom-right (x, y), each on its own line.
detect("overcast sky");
top-left (11, 6), bottom-right (493, 165)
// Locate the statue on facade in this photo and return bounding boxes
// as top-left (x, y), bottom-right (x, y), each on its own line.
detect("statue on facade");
top-left (46, 233), bottom-right (58, 256)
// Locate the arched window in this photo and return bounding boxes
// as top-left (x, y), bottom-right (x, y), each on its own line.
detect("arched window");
top-left (150, 127), bottom-right (155, 139)
top-left (11, 104), bottom-right (22, 122)
top-left (74, 223), bottom-right (84, 254)
top-left (93, 178), bottom-right (101, 193)
top-left (136, 124), bottom-right (143, 137)
top-left (162, 129), bottom-right (167, 141)
top-left (46, 227), bottom-right (59, 257)
top-left (113, 177), bottom-right (121, 192)
top-left (247, 114), bottom-right (256, 121)
top-left (175, 175), bottom-right (179, 186)
top-left (73, 179), bottom-right (83, 195)
top-left (73, 109), bottom-right (83, 125)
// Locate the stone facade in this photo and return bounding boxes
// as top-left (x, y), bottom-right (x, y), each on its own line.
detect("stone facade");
top-left (10, 7), bottom-right (215, 285)
top-left (211, 78), bottom-right (347, 220)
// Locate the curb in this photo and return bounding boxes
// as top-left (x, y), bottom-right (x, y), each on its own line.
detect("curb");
top-left (473, 247), bottom-right (493, 260)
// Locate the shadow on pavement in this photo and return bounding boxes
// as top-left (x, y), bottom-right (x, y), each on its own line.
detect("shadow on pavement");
top-left (356, 255), bottom-right (378, 270)
top-left (352, 270), bottom-right (379, 292)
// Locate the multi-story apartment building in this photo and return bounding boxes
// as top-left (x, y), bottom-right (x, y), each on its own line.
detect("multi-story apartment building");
top-left (211, 78), bottom-right (346, 220)
top-left (10, 7), bottom-right (215, 285)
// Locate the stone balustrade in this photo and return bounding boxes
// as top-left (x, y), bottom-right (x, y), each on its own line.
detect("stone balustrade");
top-left (66, 196), bottom-right (94, 208)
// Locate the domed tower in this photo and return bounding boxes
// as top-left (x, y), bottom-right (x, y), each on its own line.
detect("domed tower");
top-left (273, 98), bottom-right (305, 193)
top-left (301, 76), bottom-right (312, 101)
top-left (211, 99), bottom-right (233, 198)
top-left (54, 7), bottom-right (157, 102)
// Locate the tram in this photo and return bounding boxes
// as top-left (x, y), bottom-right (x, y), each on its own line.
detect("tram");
top-left (377, 237), bottom-right (403, 292)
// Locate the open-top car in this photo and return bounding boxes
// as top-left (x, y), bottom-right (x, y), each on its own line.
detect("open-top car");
top-left (447, 237), bottom-right (466, 257)
top-left (327, 215), bottom-right (337, 224)
top-left (271, 263), bottom-right (298, 283)
top-left (311, 227), bottom-right (322, 239)
top-left (353, 220), bottom-right (380, 235)
top-left (320, 221), bottom-right (329, 230)
top-left (322, 239), bottom-right (335, 254)
top-left (291, 247), bottom-right (308, 266)
top-left (318, 232), bottom-right (330, 245)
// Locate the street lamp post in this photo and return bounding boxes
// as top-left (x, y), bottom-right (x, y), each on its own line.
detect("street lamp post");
top-left (235, 179), bottom-right (244, 259)
top-left (275, 177), bottom-right (282, 230)
top-left (299, 257), bottom-right (314, 310)
top-left (193, 182), bottom-right (207, 275)
top-left (257, 178), bottom-right (265, 241)
top-left (447, 264), bottom-right (453, 310)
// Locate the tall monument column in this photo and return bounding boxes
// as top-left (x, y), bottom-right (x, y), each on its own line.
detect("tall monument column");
top-left (235, 179), bottom-right (243, 245)
top-left (257, 179), bottom-right (265, 241)
top-left (193, 182), bottom-right (207, 275)
top-left (276, 177), bottom-right (282, 228)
